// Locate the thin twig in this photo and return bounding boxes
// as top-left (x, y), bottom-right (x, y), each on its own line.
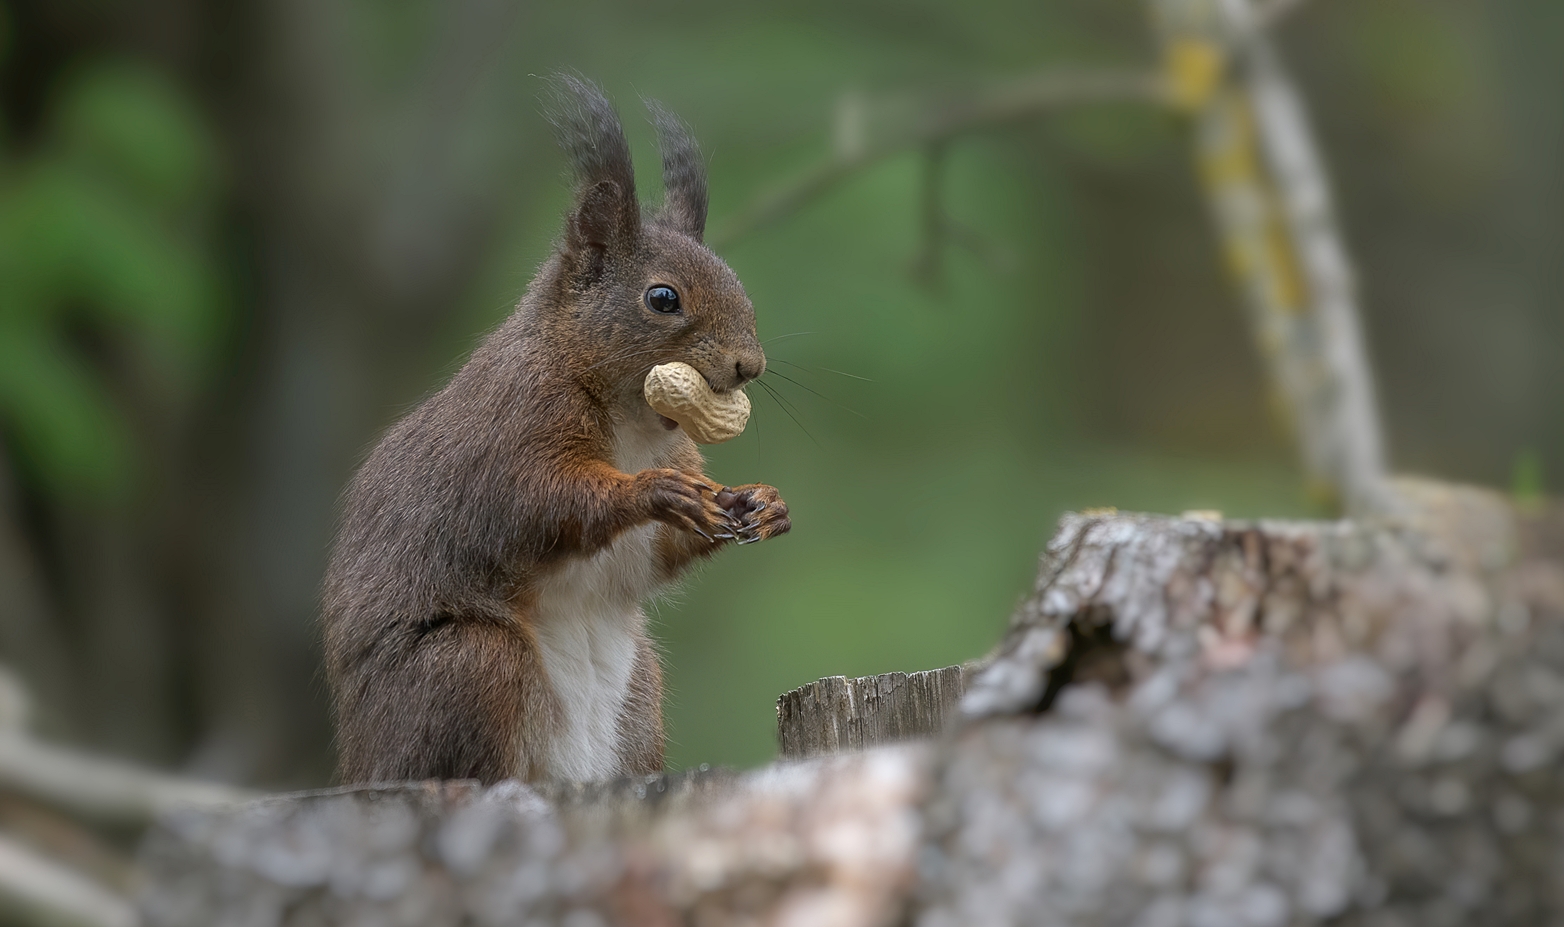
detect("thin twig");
top-left (712, 69), bottom-right (1165, 247)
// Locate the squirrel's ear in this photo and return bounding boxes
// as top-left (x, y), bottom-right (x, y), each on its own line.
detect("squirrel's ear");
top-left (546, 74), bottom-right (642, 278)
top-left (563, 179), bottom-right (639, 280)
top-left (647, 100), bottom-right (708, 242)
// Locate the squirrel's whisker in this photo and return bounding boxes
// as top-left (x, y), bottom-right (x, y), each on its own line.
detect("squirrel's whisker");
top-left (752, 401), bottom-right (762, 466)
top-left (753, 378), bottom-right (820, 447)
top-left (753, 377), bottom-right (803, 420)
top-left (772, 358), bottom-right (873, 382)
top-left (761, 331), bottom-right (815, 346)
top-left (761, 371), bottom-right (866, 419)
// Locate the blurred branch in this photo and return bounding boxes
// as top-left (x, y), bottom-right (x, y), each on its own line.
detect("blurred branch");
top-left (0, 833), bottom-right (135, 927)
top-left (711, 69), bottom-right (1165, 248)
top-left (1252, 0), bottom-right (1313, 30)
top-left (0, 732), bottom-right (259, 826)
top-left (1151, 0), bottom-right (1391, 513)
top-left (0, 794), bottom-right (136, 894)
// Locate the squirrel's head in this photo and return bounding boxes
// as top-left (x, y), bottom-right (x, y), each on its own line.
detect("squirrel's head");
top-left (542, 75), bottom-right (763, 404)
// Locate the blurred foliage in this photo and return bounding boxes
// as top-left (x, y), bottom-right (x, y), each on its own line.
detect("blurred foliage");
top-left (0, 60), bottom-right (224, 498)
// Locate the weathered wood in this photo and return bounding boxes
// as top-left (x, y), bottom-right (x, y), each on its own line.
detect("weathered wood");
top-left (776, 665), bottom-right (967, 760)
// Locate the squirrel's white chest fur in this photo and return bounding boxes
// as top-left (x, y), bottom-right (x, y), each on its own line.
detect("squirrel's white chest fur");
top-left (530, 412), bottom-right (678, 781)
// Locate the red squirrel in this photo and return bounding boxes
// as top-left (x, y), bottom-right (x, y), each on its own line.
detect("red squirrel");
top-left (322, 76), bottom-right (790, 784)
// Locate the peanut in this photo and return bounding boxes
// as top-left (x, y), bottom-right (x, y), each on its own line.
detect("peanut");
top-left (643, 362), bottom-right (751, 444)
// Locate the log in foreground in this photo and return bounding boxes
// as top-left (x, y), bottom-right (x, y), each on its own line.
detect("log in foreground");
top-left (140, 758), bottom-right (926, 927)
top-left (139, 480), bottom-right (1564, 926)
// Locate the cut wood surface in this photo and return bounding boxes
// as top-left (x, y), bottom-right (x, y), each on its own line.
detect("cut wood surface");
top-left (776, 665), bottom-right (967, 760)
top-left (137, 479), bottom-right (1564, 927)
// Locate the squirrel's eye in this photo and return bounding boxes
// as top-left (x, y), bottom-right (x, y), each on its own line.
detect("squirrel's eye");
top-left (645, 285), bottom-right (682, 315)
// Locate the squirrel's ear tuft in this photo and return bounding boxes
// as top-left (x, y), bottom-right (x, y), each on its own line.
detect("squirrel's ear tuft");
top-left (545, 74), bottom-right (640, 274)
top-left (647, 99), bottom-right (708, 242)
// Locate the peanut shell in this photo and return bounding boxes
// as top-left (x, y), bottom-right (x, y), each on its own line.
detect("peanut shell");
top-left (643, 362), bottom-right (751, 445)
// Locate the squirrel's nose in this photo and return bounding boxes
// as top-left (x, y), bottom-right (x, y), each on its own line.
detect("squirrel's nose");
top-left (735, 355), bottom-right (765, 385)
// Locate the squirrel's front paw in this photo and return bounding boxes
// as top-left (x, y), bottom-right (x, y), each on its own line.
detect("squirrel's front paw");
top-left (714, 484), bottom-right (790, 545)
top-left (636, 469), bottom-right (729, 541)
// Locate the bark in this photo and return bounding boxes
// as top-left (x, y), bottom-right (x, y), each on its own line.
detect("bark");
top-left (134, 479), bottom-right (1564, 926)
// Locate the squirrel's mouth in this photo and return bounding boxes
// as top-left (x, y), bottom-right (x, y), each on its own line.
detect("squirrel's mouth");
top-left (657, 414), bottom-right (679, 431)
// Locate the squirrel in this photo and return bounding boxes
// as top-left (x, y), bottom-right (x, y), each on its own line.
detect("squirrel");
top-left (322, 75), bottom-right (790, 785)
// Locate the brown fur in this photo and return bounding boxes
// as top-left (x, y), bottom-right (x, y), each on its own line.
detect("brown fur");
top-left (323, 76), bottom-right (789, 785)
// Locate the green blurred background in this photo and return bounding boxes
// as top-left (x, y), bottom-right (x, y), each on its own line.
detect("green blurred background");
top-left (0, 0), bottom-right (1559, 785)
